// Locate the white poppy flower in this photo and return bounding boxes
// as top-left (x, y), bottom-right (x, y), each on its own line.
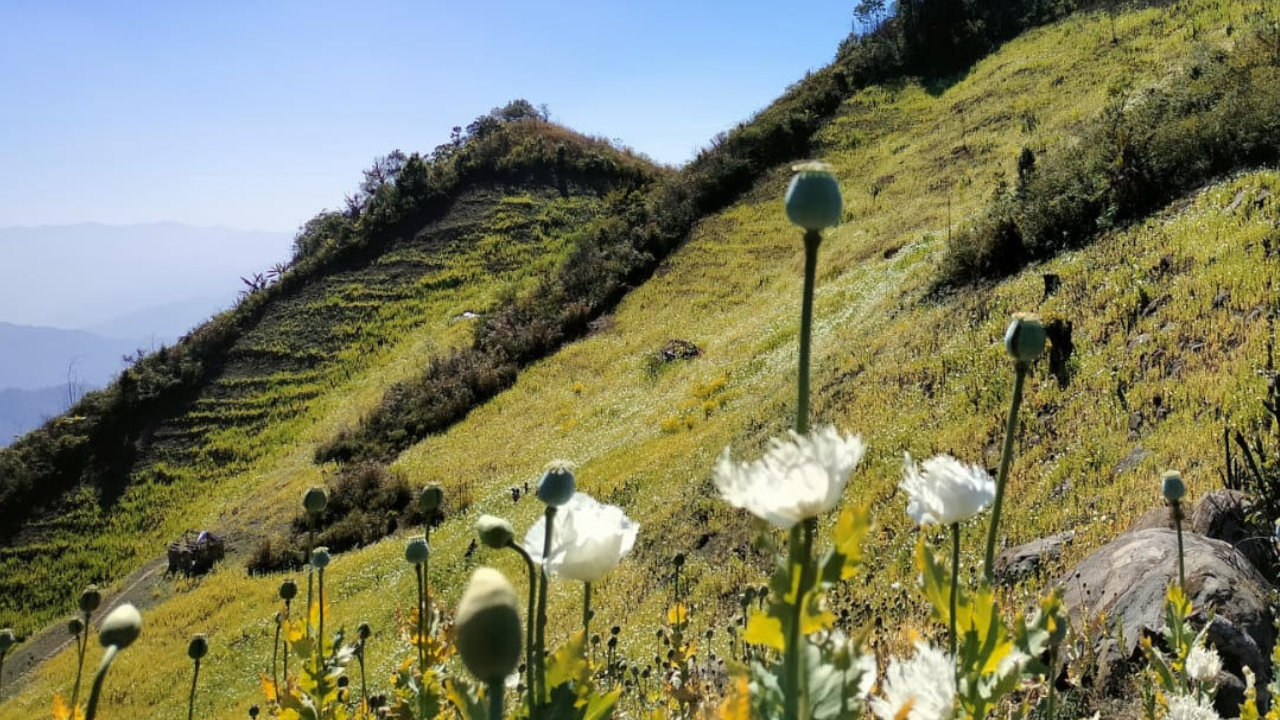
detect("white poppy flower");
top-left (713, 426), bottom-right (866, 529)
top-left (1166, 693), bottom-right (1222, 720)
top-left (1185, 644), bottom-right (1222, 684)
top-left (522, 492), bottom-right (638, 582)
top-left (870, 641), bottom-right (956, 720)
top-left (901, 453), bottom-right (996, 526)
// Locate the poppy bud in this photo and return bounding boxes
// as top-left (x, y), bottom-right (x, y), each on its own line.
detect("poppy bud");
top-left (1004, 313), bottom-right (1046, 365)
top-left (785, 162), bottom-right (843, 231)
top-left (188, 634), bottom-right (209, 661)
top-left (455, 568), bottom-right (522, 683)
top-left (99, 604), bottom-right (142, 649)
top-left (538, 461), bottom-right (576, 506)
top-left (303, 486), bottom-right (328, 515)
top-left (405, 538), bottom-right (429, 565)
top-left (419, 485), bottom-right (444, 515)
top-left (476, 515), bottom-right (515, 549)
top-left (311, 547), bottom-right (331, 570)
top-left (79, 586), bottom-right (102, 614)
top-left (1162, 470), bottom-right (1187, 503)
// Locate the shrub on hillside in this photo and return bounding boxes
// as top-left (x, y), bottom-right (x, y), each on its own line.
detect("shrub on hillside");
top-left (247, 462), bottom-right (435, 574)
top-left (939, 22), bottom-right (1280, 287)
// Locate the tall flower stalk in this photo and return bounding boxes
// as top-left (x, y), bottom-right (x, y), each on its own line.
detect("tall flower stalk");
top-left (900, 453), bottom-right (996, 656)
top-left (478, 513), bottom-right (538, 711)
top-left (1163, 470), bottom-right (1188, 590)
top-left (419, 484), bottom-right (443, 627)
top-left (277, 579), bottom-right (296, 700)
top-left (187, 634), bottom-right (208, 720)
top-left (85, 604), bottom-right (142, 720)
top-left (355, 622), bottom-right (371, 711)
top-left (310, 547), bottom-right (331, 702)
top-left (782, 161), bottom-right (842, 720)
top-left (406, 538), bottom-right (430, 677)
top-left (302, 487), bottom-right (327, 635)
top-left (982, 314), bottom-right (1045, 584)
top-left (529, 461), bottom-right (575, 709)
top-left (71, 586), bottom-right (101, 710)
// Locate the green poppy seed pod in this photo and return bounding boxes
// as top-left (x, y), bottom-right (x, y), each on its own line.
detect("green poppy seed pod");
top-left (68, 617), bottom-right (85, 636)
top-left (303, 486), bottom-right (328, 515)
top-left (188, 634), bottom-right (209, 661)
top-left (1004, 313), bottom-right (1046, 365)
top-left (98, 604), bottom-right (142, 649)
top-left (455, 568), bottom-right (522, 683)
top-left (279, 579), bottom-right (298, 601)
top-left (404, 538), bottom-right (429, 565)
top-left (1162, 470), bottom-right (1187, 504)
top-left (249, 706), bottom-right (260, 719)
top-left (358, 622), bottom-right (371, 641)
top-left (0, 628), bottom-right (15, 653)
top-left (538, 461), bottom-right (576, 506)
top-left (79, 585), bottom-right (102, 613)
top-left (311, 547), bottom-right (331, 569)
top-left (419, 485), bottom-right (444, 515)
top-left (476, 514), bottom-right (515, 549)
top-left (784, 162), bottom-right (843, 231)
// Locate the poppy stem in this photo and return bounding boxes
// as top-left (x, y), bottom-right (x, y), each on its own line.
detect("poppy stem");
top-left (983, 362), bottom-right (1027, 584)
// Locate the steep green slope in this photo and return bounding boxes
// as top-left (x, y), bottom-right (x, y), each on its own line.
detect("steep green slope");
top-left (0, 119), bottom-right (659, 633)
top-left (2, 1), bottom-right (1274, 717)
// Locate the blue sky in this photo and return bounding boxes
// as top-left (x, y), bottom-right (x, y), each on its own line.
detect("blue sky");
top-left (0, 1), bottom-right (859, 233)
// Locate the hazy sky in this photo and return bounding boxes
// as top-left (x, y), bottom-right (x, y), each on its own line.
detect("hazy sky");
top-left (0, 1), bottom-right (858, 233)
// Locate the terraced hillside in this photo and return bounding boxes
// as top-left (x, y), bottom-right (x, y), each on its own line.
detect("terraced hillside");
top-left (1, 0), bottom-right (1278, 717)
top-left (0, 127), bottom-right (658, 634)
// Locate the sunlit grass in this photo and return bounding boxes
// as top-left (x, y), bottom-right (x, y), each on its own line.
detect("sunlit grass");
top-left (2, 0), bottom-right (1276, 716)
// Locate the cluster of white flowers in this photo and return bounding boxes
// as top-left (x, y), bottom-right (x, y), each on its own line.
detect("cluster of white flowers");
top-left (523, 492), bottom-right (638, 582)
top-left (900, 453), bottom-right (996, 526)
top-left (713, 425), bottom-right (866, 529)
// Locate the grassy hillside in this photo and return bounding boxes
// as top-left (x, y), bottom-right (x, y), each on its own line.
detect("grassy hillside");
top-left (2, 0), bottom-right (1278, 717)
top-left (0, 121), bottom-right (659, 633)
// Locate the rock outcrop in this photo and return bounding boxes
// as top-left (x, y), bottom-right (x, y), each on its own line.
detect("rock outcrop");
top-left (1060, 528), bottom-right (1274, 716)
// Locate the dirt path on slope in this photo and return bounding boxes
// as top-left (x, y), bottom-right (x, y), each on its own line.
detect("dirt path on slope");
top-left (0, 556), bottom-right (169, 699)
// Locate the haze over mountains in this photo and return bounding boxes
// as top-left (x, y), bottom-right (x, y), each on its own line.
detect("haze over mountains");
top-left (0, 222), bottom-right (292, 443)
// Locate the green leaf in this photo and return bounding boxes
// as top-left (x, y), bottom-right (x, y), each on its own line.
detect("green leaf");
top-left (582, 687), bottom-right (621, 720)
top-left (820, 505), bottom-right (871, 585)
top-left (744, 610), bottom-right (787, 651)
top-left (545, 631), bottom-right (591, 691)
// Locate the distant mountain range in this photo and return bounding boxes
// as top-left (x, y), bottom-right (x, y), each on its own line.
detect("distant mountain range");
top-left (0, 320), bottom-right (142, 387)
top-left (0, 222), bottom-right (293, 445)
top-left (0, 385), bottom-right (73, 445)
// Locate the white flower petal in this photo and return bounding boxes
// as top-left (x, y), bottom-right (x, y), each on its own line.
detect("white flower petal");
top-left (714, 426), bottom-right (866, 529)
top-left (1167, 694), bottom-right (1222, 720)
top-left (870, 641), bottom-right (956, 720)
top-left (1185, 644), bottom-right (1223, 684)
top-left (522, 492), bottom-right (637, 582)
top-left (900, 453), bottom-right (996, 526)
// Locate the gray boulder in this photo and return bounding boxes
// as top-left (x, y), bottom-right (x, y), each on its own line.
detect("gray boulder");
top-left (1060, 528), bottom-right (1274, 716)
top-left (994, 531), bottom-right (1075, 585)
top-left (1191, 490), bottom-right (1274, 572)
